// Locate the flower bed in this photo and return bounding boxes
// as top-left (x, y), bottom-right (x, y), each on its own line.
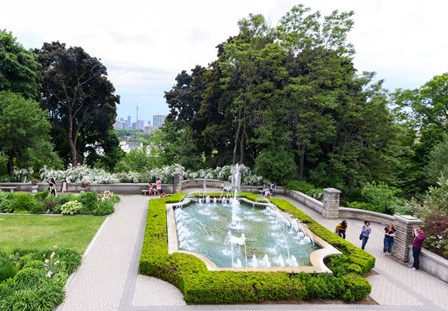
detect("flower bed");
top-left (139, 193), bottom-right (374, 303)
top-left (0, 246), bottom-right (81, 310)
top-left (0, 191), bottom-right (119, 215)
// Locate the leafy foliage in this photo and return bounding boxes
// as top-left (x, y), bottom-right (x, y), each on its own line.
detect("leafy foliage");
top-left (61, 201), bottom-right (83, 215)
top-left (347, 181), bottom-right (401, 214)
top-left (0, 30), bottom-right (41, 100)
top-left (34, 41), bottom-right (122, 168)
top-left (139, 196), bottom-right (373, 303)
top-left (0, 246), bottom-right (81, 311)
top-left (161, 5), bottom-right (398, 195)
top-left (0, 91), bottom-right (62, 175)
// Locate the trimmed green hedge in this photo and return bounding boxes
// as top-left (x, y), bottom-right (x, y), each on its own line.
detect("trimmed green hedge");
top-left (139, 193), bottom-right (374, 303)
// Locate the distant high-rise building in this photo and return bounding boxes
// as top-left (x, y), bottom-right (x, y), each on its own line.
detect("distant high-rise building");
top-left (153, 115), bottom-right (166, 129)
top-left (137, 119), bottom-right (145, 129)
top-left (127, 116), bottom-right (131, 128)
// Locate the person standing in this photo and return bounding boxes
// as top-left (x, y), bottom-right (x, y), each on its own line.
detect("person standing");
top-left (360, 221), bottom-right (372, 250)
top-left (48, 177), bottom-right (57, 196)
top-left (61, 178), bottom-right (68, 193)
top-left (335, 220), bottom-right (348, 239)
top-left (383, 223), bottom-right (396, 256)
top-left (412, 226), bottom-right (427, 270)
top-left (156, 178), bottom-right (162, 195)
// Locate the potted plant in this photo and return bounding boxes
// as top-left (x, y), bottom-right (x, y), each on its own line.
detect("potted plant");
top-left (80, 181), bottom-right (90, 192)
top-left (31, 178), bottom-right (39, 193)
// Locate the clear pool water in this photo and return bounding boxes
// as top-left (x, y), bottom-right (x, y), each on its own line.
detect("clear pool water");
top-left (174, 200), bottom-right (320, 268)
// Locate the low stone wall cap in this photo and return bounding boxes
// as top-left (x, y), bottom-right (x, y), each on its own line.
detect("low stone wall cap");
top-left (323, 188), bottom-right (341, 193)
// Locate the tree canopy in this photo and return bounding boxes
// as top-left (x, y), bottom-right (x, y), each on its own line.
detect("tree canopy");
top-left (0, 30), bottom-right (41, 100)
top-left (162, 5), bottom-right (397, 192)
top-left (0, 91), bottom-right (62, 174)
top-left (34, 42), bottom-right (122, 168)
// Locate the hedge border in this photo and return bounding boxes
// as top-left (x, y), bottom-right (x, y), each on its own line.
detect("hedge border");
top-left (139, 193), bottom-right (374, 303)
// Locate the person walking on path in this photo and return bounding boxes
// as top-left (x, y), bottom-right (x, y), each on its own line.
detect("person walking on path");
top-left (412, 226), bottom-right (427, 270)
top-left (360, 221), bottom-right (372, 250)
top-left (383, 223), bottom-right (396, 256)
top-left (335, 220), bottom-right (348, 239)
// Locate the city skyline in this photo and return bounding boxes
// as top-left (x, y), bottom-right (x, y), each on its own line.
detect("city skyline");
top-left (114, 113), bottom-right (167, 131)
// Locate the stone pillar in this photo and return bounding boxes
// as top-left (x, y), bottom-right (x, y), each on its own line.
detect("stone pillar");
top-left (173, 172), bottom-right (182, 193)
top-left (393, 215), bottom-right (423, 262)
top-left (322, 188), bottom-right (340, 219)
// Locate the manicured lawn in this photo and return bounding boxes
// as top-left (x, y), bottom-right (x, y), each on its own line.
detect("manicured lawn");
top-left (0, 214), bottom-right (106, 253)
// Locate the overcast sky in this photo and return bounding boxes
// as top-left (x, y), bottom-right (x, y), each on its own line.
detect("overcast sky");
top-left (2, 0), bottom-right (447, 124)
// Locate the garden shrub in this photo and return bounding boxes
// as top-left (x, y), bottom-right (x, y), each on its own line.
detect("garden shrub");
top-left (0, 191), bottom-right (13, 212)
top-left (29, 201), bottom-right (46, 214)
top-left (23, 260), bottom-right (45, 270)
top-left (61, 201), bottom-right (83, 215)
top-left (0, 279), bottom-right (65, 311)
top-left (341, 273), bottom-right (371, 302)
top-left (78, 191), bottom-right (99, 213)
top-left (286, 181), bottom-right (323, 199)
top-left (139, 195), bottom-right (374, 304)
top-left (347, 181), bottom-right (400, 215)
top-left (55, 193), bottom-right (74, 205)
top-left (91, 201), bottom-right (115, 216)
top-left (11, 192), bottom-right (37, 212)
top-left (13, 267), bottom-right (41, 288)
top-left (0, 251), bottom-right (17, 282)
top-left (34, 190), bottom-right (49, 201)
top-left (0, 247), bottom-right (81, 310)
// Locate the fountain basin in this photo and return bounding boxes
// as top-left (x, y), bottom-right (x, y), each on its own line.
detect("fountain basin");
top-left (167, 196), bottom-right (341, 274)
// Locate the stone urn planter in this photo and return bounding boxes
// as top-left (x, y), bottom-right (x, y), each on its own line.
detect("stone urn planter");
top-left (31, 179), bottom-right (39, 194)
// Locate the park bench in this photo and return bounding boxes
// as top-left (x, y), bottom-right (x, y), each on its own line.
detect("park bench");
top-left (0, 186), bottom-right (17, 193)
top-left (142, 189), bottom-right (149, 196)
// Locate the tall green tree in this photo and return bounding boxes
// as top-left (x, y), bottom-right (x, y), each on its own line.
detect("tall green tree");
top-left (163, 4), bottom-right (401, 194)
top-left (0, 30), bottom-right (41, 99)
top-left (393, 73), bottom-right (448, 191)
top-left (0, 91), bottom-right (62, 174)
top-left (34, 42), bottom-right (121, 168)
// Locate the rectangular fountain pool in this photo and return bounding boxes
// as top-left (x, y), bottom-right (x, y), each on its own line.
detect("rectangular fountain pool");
top-left (173, 199), bottom-right (321, 269)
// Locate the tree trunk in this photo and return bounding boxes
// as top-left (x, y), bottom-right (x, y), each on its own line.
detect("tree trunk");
top-left (68, 113), bottom-right (78, 166)
top-left (6, 157), bottom-right (13, 176)
top-left (298, 145), bottom-right (306, 179)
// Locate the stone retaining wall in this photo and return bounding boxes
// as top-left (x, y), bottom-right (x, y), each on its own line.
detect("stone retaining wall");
top-left (285, 189), bottom-right (324, 214)
top-left (2, 180), bottom-right (447, 282)
top-left (408, 247), bottom-right (448, 282)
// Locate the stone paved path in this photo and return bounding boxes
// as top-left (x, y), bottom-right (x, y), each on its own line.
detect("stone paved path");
top-left (57, 194), bottom-right (448, 311)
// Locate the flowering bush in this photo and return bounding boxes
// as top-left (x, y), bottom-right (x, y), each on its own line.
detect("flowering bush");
top-left (10, 167), bottom-right (34, 182)
top-left (61, 201), bottom-right (83, 215)
top-left (116, 171), bottom-right (143, 183)
top-left (33, 164), bottom-right (263, 186)
top-left (39, 165), bottom-right (119, 184)
top-left (98, 190), bottom-right (115, 202)
top-left (0, 247), bottom-right (81, 310)
top-left (147, 164), bottom-right (186, 183)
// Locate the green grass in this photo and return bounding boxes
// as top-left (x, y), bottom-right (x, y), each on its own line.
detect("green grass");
top-left (0, 214), bottom-right (106, 253)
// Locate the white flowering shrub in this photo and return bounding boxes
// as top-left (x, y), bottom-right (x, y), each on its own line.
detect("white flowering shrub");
top-left (33, 163), bottom-right (263, 186)
top-left (39, 165), bottom-right (119, 184)
top-left (147, 164), bottom-right (186, 183)
top-left (116, 172), bottom-right (143, 183)
top-left (183, 164), bottom-right (262, 185)
top-left (10, 167), bottom-right (34, 182)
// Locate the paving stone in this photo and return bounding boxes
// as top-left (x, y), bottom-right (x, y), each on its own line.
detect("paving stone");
top-left (57, 193), bottom-right (448, 311)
